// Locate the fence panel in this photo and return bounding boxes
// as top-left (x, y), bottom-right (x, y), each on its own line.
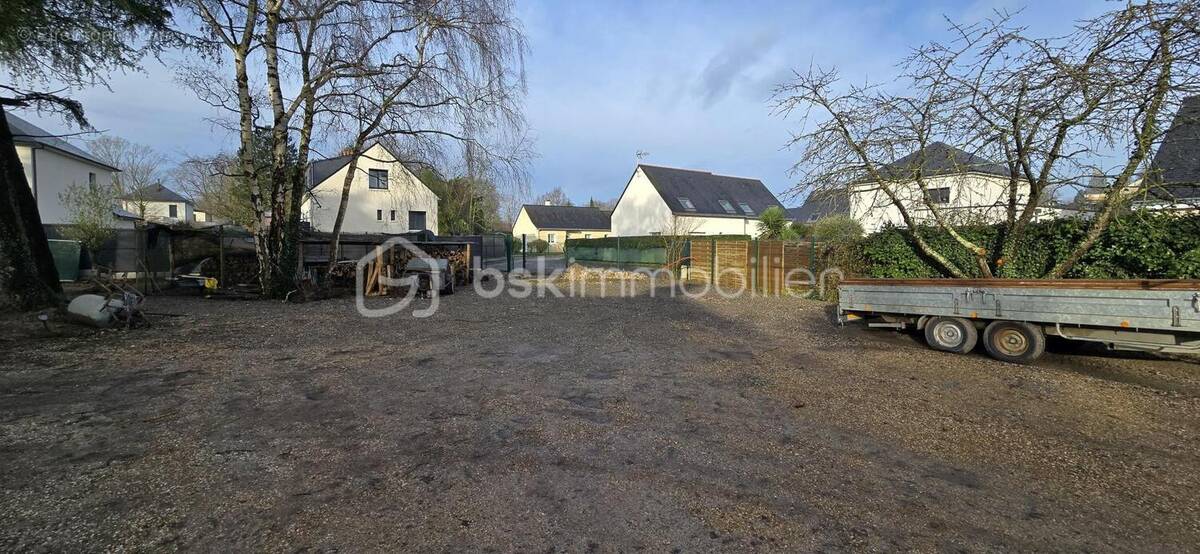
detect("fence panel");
top-left (685, 237), bottom-right (822, 293)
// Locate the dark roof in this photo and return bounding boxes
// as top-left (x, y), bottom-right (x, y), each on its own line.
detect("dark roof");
top-left (787, 189), bottom-right (849, 222)
top-left (120, 183), bottom-right (189, 203)
top-left (7, 113), bottom-right (119, 171)
top-left (636, 164), bottom-right (785, 217)
top-left (1148, 95), bottom-right (1200, 201)
top-left (520, 204), bottom-right (611, 230)
top-left (308, 154), bottom-right (353, 189)
top-left (306, 144), bottom-right (430, 190)
top-left (869, 142), bottom-right (1009, 182)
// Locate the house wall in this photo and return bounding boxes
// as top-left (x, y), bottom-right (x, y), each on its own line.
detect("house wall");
top-left (610, 167), bottom-right (762, 236)
top-left (17, 145), bottom-right (115, 225)
top-left (124, 199), bottom-right (193, 223)
top-left (849, 173), bottom-right (1039, 234)
top-left (303, 143), bottom-right (439, 234)
top-left (611, 167), bottom-right (676, 236)
top-left (511, 208), bottom-right (609, 252)
top-left (676, 215), bottom-right (756, 236)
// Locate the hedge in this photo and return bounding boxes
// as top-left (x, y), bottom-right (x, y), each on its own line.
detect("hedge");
top-left (859, 212), bottom-right (1200, 279)
top-left (563, 234), bottom-right (751, 250)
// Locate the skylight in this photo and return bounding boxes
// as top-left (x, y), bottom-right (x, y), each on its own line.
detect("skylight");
top-left (677, 196), bottom-right (696, 211)
top-left (718, 199), bottom-right (736, 214)
top-left (738, 202), bottom-right (754, 215)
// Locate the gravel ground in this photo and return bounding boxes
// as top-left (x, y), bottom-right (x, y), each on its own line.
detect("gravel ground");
top-left (1, 283), bottom-right (1198, 551)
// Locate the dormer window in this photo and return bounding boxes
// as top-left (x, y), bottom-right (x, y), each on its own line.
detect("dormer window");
top-left (738, 202), bottom-right (754, 215)
top-left (677, 196), bottom-right (696, 211)
top-left (718, 199), bottom-right (736, 214)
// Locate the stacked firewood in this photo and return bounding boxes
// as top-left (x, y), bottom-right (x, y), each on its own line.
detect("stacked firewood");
top-left (359, 244), bottom-right (471, 296)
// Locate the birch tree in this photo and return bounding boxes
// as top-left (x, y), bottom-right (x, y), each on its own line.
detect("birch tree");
top-left (320, 0), bottom-right (529, 276)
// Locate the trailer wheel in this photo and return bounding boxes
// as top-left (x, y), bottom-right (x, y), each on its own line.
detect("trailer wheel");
top-left (983, 321), bottom-right (1045, 364)
top-left (924, 317), bottom-right (978, 354)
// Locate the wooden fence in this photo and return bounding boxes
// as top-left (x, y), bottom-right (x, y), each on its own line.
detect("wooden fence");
top-left (687, 238), bottom-right (820, 294)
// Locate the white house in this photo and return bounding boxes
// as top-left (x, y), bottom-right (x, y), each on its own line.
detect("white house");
top-left (120, 183), bottom-right (194, 223)
top-left (302, 143), bottom-right (439, 234)
top-left (848, 142), bottom-right (1058, 234)
top-left (511, 203), bottom-right (611, 251)
top-left (9, 113), bottom-right (122, 225)
top-left (609, 164), bottom-right (786, 236)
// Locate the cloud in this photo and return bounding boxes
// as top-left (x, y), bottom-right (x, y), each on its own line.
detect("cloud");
top-left (694, 31), bottom-right (779, 108)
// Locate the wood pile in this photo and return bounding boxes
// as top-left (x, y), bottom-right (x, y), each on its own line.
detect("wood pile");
top-left (356, 243), bottom-right (471, 297)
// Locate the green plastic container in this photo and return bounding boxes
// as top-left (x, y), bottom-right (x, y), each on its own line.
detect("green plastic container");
top-left (47, 239), bottom-right (81, 281)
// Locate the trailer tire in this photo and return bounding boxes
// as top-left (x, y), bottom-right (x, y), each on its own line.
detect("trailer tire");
top-left (983, 321), bottom-right (1045, 364)
top-left (924, 317), bottom-right (978, 354)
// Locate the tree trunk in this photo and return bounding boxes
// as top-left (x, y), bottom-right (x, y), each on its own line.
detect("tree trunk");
top-left (325, 151), bottom-right (363, 278)
top-left (262, 0), bottom-right (293, 298)
top-left (280, 86), bottom-right (316, 290)
top-left (0, 105), bottom-right (63, 310)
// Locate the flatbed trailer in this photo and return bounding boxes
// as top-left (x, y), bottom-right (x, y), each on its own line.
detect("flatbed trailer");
top-left (838, 278), bottom-right (1200, 363)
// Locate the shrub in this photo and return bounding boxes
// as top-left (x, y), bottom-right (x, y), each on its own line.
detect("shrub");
top-left (857, 211), bottom-right (1200, 279)
top-left (757, 206), bottom-right (797, 239)
top-left (529, 238), bottom-right (549, 254)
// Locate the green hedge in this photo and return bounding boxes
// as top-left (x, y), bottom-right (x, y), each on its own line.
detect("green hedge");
top-left (859, 212), bottom-right (1200, 279)
top-left (563, 234), bottom-right (751, 250)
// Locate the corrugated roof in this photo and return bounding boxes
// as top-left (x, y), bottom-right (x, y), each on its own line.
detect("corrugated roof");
top-left (787, 189), bottom-right (849, 222)
top-left (636, 164), bottom-right (785, 217)
top-left (120, 183), bottom-right (189, 203)
top-left (521, 204), bottom-right (611, 230)
top-left (1148, 95), bottom-right (1200, 201)
top-left (871, 142), bottom-right (1009, 181)
top-left (7, 113), bottom-right (119, 171)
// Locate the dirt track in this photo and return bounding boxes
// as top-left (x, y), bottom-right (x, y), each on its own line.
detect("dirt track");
top-left (1, 286), bottom-right (1198, 551)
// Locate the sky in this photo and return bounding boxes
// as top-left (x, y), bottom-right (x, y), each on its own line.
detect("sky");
top-left (13, 0), bottom-right (1110, 208)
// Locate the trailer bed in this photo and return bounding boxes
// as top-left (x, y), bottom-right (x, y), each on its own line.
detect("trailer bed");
top-left (838, 278), bottom-right (1200, 361)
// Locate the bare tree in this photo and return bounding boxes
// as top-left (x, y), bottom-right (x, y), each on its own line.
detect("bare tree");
top-left (660, 215), bottom-right (700, 274)
top-left (88, 135), bottom-right (167, 217)
top-left (773, 2), bottom-right (1200, 278)
top-left (320, 0), bottom-right (529, 277)
top-left (535, 186), bottom-right (572, 206)
top-left (184, 0), bottom-right (529, 293)
top-left (175, 154), bottom-right (257, 228)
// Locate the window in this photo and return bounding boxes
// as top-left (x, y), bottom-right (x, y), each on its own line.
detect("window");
top-left (583, 233), bottom-right (591, 239)
top-left (718, 199), bottom-right (736, 214)
top-left (928, 187), bottom-right (951, 204)
top-left (547, 233), bottom-right (556, 244)
top-left (376, 209), bottom-right (383, 221)
top-left (677, 196), bottom-right (696, 211)
top-left (408, 211), bottom-right (426, 231)
top-left (389, 210), bottom-right (396, 221)
top-left (88, 172), bottom-right (97, 190)
top-left (738, 202), bottom-right (754, 215)
top-left (168, 204), bottom-right (178, 218)
top-left (368, 169), bottom-right (388, 189)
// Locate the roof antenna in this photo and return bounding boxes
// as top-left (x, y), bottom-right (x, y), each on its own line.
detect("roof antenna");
top-left (636, 150), bottom-right (649, 161)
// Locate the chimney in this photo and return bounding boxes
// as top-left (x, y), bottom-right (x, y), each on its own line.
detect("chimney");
top-left (340, 146), bottom-right (355, 157)
top-left (544, 200), bottom-right (551, 206)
